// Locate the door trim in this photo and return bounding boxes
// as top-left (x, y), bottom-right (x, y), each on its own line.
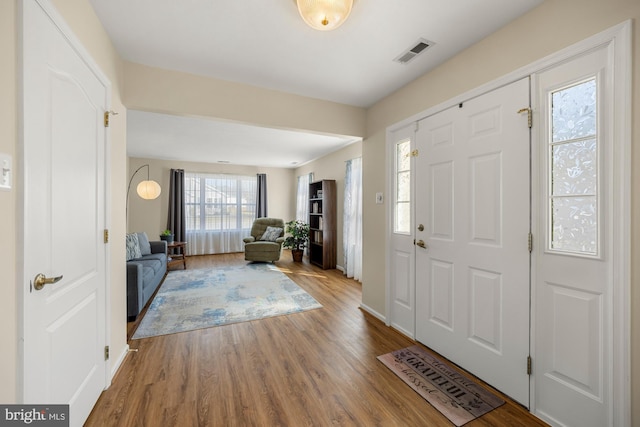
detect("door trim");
top-left (18, 0), bottom-right (113, 399)
top-left (385, 21), bottom-right (631, 425)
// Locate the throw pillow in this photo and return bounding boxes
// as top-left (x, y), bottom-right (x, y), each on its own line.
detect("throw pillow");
top-left (260, 226), bottom-right (283, 242)
top-left (136, 232), bottom-right (151, 255)
top-left (125, 233), bottom-right (142, 261)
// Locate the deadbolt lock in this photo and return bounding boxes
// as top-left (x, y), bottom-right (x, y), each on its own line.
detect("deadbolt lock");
top-left (417, 224), bottom-right (424, 231)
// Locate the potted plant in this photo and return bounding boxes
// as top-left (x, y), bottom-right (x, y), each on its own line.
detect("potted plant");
top-left (283, 220), bottom-right (309, 262)
top-left (159, 229), bottom-right (174, 244)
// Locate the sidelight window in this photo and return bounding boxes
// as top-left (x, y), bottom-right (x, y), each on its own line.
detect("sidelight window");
top-left (548, 78), bottom-right (598, 255)
top-left (394, 139), bottom-right (411, 234)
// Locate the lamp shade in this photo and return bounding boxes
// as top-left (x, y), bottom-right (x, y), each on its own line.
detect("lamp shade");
top-left (136, 180), bottom-right (161, 200)
top-left (296, 0), bottom-right (353, 31)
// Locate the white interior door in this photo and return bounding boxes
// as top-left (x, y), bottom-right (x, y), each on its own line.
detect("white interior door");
top-left (22, 1), bottom-right (109, 425)
top-left (532, 45), bottom-right (614, 427)
top-left (415, 78), bottom-right (531, 405)
top-left (387, 125), bottom-right (416, 337)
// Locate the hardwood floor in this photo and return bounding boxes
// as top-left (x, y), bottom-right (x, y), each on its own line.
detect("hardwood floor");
top-left (88, 252), bottom-right (547, 426)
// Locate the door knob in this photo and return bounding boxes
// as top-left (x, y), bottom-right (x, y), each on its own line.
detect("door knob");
top-left (417, 224), bottom-right (424, 231)
top-left (33, 273), bottom-right (63, 291)
top-left (416, 240), bottom-right (427, 249)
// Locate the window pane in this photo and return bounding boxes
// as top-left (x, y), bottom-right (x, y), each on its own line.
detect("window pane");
top-left (551, 196), bottom-right (597, 254)
top-left (395, 202), bottom-right (410, 234)
top-left (397, 140), bottom-right (410, 171)
top-left (185, 204), bottom-right (200, 230)
top-left (552, 139), bottom-right (597, 195)
top-left (185, 173), bottom-right (256, 232)
top-left (549, 77), bottom-right (598, 255)
top-left (552, 79), bottom-right (596, 142)
top-left (397, 171), bottom-right (410, 202)
top-left (395, 139), bottom-right (411, 234)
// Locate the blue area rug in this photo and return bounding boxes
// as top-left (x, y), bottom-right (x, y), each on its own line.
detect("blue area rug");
top-left (132, 264), bottom-right (322, 339)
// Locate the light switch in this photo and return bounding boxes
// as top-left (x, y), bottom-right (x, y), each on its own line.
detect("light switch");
top-left (0, 153), bottom-right (11, 191)
top-left (375, 192), bottom-right (383, 204)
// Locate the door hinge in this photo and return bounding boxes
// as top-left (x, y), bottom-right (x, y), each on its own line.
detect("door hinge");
top-left (104, 229), bottom-right (109, 244)
top-left (104, 346), bottom-right (110, 361)
top-left (527, 355), bottom-right (532, 375)
top-left (104, 110), bottom-right (118, 127)
top-left (528, 232), bottom-right (533, 253)
top-left (517, 107), bottom-right (532, 128)
top-left (410, 149), bottom-right (419, 157)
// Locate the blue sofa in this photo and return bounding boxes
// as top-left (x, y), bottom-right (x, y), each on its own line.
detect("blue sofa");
top-left (127, 237), bottom-right (167, 321)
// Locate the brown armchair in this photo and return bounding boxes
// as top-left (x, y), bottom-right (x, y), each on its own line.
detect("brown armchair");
top-left (243, 218), bottom-right (285, 262)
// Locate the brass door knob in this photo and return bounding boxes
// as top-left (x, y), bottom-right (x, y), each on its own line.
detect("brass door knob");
top-left (417, 224), bottom-right (424, 231)
top-left (33, 273), bottom-right (63, 291)
top-left (416, 240), bottom-right (427, 249)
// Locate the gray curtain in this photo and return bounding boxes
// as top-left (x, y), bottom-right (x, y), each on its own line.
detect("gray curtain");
top-left (256, 173), bottom-right (267, 218)
top-left (167, 169), bottom-right (186, 242)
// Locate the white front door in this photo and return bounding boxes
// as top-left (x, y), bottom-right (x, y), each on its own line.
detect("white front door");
top-left (415, 78), bottom-right (531, 405)
top-left (387, 125), bottom-right (416, 337)
top-left (21, 1), bottom-right (109, 425)
top-left (532, 45), bottom-right (614, 427)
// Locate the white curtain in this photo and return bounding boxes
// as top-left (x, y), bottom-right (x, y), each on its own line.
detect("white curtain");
top-left (184, 172), bottom-right (256, 255)
top-left (343, 158), bottom-right (362, 281)
top-left (295, 173), bottom-right (314, 221)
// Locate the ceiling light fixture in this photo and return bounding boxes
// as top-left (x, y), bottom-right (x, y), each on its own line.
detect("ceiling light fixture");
top-left (296, 0), bottom-right (353, 31)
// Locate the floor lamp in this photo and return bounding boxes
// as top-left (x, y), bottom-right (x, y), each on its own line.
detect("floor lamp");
top-left (126, 164), bottom-right (161, 218)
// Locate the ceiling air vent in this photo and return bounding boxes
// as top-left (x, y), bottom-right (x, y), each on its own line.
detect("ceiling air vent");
top-left (394, 38), bottom-right (434, 64)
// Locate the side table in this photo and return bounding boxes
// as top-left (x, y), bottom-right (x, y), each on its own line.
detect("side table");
top-left (167, 241), bottom-right (187, 270)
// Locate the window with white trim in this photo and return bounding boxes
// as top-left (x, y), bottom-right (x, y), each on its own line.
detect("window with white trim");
top-left (548, 78), bottom-right (598, 255)
top-left (394, 139), bottom-right (411, 234)
top-left (185, 172), bottom-right (256, 232)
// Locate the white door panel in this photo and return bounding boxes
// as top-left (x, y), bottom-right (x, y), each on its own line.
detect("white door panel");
top-left (22, 1), bottom-right (108, 425)
top-left (415, 79), bottom-right (531, 405)
top-left (532, 45), bottom-right (612, 427)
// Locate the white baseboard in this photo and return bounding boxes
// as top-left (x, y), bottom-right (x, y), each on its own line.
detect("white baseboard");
top-left (359, 303), bottom-right (386, 323)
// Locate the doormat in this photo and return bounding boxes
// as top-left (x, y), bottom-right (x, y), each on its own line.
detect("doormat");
top-left (377, 345), bottom-right (504, 426)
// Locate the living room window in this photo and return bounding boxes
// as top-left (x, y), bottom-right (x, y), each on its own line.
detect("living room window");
top-left (184, 172), bottom-right (256, 254)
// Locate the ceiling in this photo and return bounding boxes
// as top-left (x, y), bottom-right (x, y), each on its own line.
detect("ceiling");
top-left (89, 0), bottom-right (543, 168)
top-left (126, 110), bottom-right (358, 168)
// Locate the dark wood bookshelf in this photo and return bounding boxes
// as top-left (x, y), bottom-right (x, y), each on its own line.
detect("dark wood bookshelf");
top-left (308, 179), bottom-right (336, 269)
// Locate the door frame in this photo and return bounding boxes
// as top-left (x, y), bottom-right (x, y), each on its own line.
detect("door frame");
top-left (385, 20), bottom-right (631, 425)
top-left (17, 0), bottom-right (113, 399)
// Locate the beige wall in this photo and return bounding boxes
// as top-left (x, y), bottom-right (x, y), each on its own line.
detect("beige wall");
top-left (127, 157), bottom-right (296, 239)
top-left (294, 142), bottom-right (363, 269)
top-left (0, 0), bottom-right (17, 404)
top-left (124, 62), bottom-right (366, 140)
top-left (361, 0), bottom-right (639, 423)
top-left (1, 0), bottom-right (128, 402)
